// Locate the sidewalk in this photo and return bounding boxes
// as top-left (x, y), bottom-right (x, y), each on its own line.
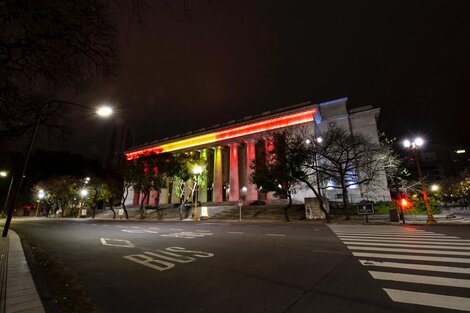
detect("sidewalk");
top-left (0, 228), bottom-right (45, 313)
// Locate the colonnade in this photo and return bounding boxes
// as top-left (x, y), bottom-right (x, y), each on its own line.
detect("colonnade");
top-left (182, 138), bottom-right (264, 204)
top-left (132, 136), bottom-right (276, 206)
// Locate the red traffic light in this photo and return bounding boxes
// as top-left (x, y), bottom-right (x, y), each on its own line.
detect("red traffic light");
top-left (400, 198), bottom-right (408, 207)
top-left (399, 197), bottom-right (411, 209)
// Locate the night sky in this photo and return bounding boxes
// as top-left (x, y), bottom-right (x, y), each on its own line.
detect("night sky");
top-left (51, 0), bottom-right (469, 158)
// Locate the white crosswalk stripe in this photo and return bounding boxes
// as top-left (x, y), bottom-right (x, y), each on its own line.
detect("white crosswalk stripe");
top-left (329, 225), bottom-right (470, 312)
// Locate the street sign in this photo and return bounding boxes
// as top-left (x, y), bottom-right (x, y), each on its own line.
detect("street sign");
top-left (357, 203), bottom-right (374, 215)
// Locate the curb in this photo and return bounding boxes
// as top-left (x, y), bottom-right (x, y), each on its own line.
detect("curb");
top-left (0, 229), bottom-right (45, 313)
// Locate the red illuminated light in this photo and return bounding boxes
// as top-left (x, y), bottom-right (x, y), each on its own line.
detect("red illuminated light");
top-left (126, 108), bottom-right (316, 160)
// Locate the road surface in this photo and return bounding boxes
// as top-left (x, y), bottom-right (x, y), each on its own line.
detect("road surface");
top-left (10, 219), bottom-right (470, 313)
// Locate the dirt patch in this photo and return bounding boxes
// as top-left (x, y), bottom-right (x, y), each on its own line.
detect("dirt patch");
top-left (21, 234), bottom-right (95, 313)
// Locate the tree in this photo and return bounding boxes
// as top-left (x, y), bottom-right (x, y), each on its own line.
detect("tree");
top-left (119, 163), bottom-right (136, 220)
top-left (251, 135), bottom-right (300, 222)
top-left (121, 152), bottom-right (192, 219)
top-left (442, 167), bottom-right (470, 209)
top-left (88, 177), bottom-right (123, 219)
top-left (314, 125), bottom-right (395, 208)
top-left (278, 127), bottom-right (331, 220)
top-left (0, 0), bottom-right (117, 139)
top-left (34, 176), bottom-right (84, 217)
top-left (170, 154), bottom-right (207, 220)
top-left (127, 156), bottom-right (157, 219)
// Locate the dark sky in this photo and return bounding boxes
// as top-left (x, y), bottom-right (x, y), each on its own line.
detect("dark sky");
top-left (51, 0), bottom-right (469, 158)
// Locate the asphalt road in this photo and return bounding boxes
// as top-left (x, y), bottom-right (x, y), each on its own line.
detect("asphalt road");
top-left (9, 219), bottom-right (470, 313)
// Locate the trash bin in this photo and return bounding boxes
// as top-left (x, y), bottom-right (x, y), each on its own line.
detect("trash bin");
top-left (389, 209), bottom-right (399, 222)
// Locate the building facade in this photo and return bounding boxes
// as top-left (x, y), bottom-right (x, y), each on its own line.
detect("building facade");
top-left (124, 98), bottom-right (391, 206)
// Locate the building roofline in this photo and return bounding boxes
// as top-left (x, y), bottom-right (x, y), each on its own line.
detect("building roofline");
top-left (125, 100), bottom-right (316, 154)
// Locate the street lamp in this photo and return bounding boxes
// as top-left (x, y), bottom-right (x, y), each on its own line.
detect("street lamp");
top-left (1, 171), bottom-right (14, 217)
top-left (78, 188), bottom-right (89, 218)
top-left (36, 189), bottom-right (45, 217)
top-left (96, 106), bottom-right (113, 117)
top-left (2, 101), bottom-right (113, 237)
top-left (192, 165), bottom-right (203, 222)
top-left (403, 137), bottom-right (437, 224)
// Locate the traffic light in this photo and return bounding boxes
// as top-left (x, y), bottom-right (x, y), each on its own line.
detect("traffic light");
top-left (400, 197), bottom-right (409, 209)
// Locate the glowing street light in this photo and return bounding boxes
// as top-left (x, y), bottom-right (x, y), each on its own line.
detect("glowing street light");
top-left (403, 137), bottom-right (436, 224)
top-left (431, 184), bottom-right (440, 192)
top-left (77, 188), bottom-right (89, 218)
top-left (316, 137), bottom-right (323, 143)
top-left (96, 106), bottom-right (113, 117)
top-left (2, 100), bottom-right (113, 236)
top-left (36, 189), bottom-right (45, 217)
top-left (38, 189), bottom-right (45, 199)
top-left (0, 171), bottom-right (7, 177)
top-left (79, 189), bottom-right (89, 197)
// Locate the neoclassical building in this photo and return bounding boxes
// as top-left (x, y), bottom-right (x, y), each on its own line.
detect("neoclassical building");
top-left (124, 98), bottom-right (391, 206)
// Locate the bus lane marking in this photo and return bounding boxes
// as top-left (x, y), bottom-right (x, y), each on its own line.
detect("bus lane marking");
top-left (124, 247), bottom-right (214, 271)
top-left (100, 238), bottom-right (135, 248)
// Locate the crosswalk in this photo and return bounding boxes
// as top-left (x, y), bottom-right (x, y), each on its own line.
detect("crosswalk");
top-left (328, 225), bottom-right (470, 312)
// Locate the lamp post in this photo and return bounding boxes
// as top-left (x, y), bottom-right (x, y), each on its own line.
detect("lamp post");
top-left (2, 101), bottom-right (113, 237)
top-left (192, 165), bottom-right (203, 222)
top-left (36, 189), bottom-right (45, 217)
top-left (403, 137), bottom-right (437, 224)
top-left (1, 171), bottom-right (14, 217)
top-left (78, 188), bottom-right (89, 218)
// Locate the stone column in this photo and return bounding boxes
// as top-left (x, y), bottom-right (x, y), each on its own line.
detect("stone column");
top-left (132, 187), bottom-right (140, 205)
top-left (263, 136), bottom-right (275, 200)
top-left (213, 146), bottom-right (223, 202)
top-left (245, 139), bottom-right (258, 201)
top-left (171, 180), bottom-right (180, 204)
top-left (199, 149), bottom-right (208, 203)
top-left (229, 143), bottom-right (240, 201)
top-left (159, 187), bottom-right (169, 205)
top-left (149, 190), bottom-right (157, 205)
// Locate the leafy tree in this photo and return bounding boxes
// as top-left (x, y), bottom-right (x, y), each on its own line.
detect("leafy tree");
top-left (128, 156), bottom-right (157, 219)
top-left (170, 153), bottom-right (207, 220)
top-left (34, 176), bottom-right (84, 217)
top-left (88, 177), bottom-right (123, 219)
top-left (1, 150), bottom-right (102, 207)
top-left (122, 153), bottom-right (193, 219)
top-left (442, 167), bottom-right (470, 209)
top-left (119, 163), bottom-right (137, 219)
top-left (251, 135), bottom-right (300, 222)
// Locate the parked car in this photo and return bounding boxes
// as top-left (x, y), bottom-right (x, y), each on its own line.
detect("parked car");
top-left (249, 200), bottom-right (266, 206)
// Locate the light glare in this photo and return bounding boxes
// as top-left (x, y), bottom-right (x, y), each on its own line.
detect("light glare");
top-left (403, 139), bottom-right (411, 148)
top-left (193, 165), bottom-right (203, 175)
top-left (0, 171), bottom-right (7, 177)
top-left (414, 137), bottom-right (424, 147)
top-left (96, 106), bottom-right (113, 117)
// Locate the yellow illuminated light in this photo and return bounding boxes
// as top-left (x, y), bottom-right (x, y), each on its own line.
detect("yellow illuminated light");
top-left (126, 109), bottom-right (316, 160)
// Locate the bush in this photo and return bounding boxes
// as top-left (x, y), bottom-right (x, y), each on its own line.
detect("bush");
top-left (410, 195), bottom-right (441, 215)
top-left (373, 201), bottom-right (396, 214)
